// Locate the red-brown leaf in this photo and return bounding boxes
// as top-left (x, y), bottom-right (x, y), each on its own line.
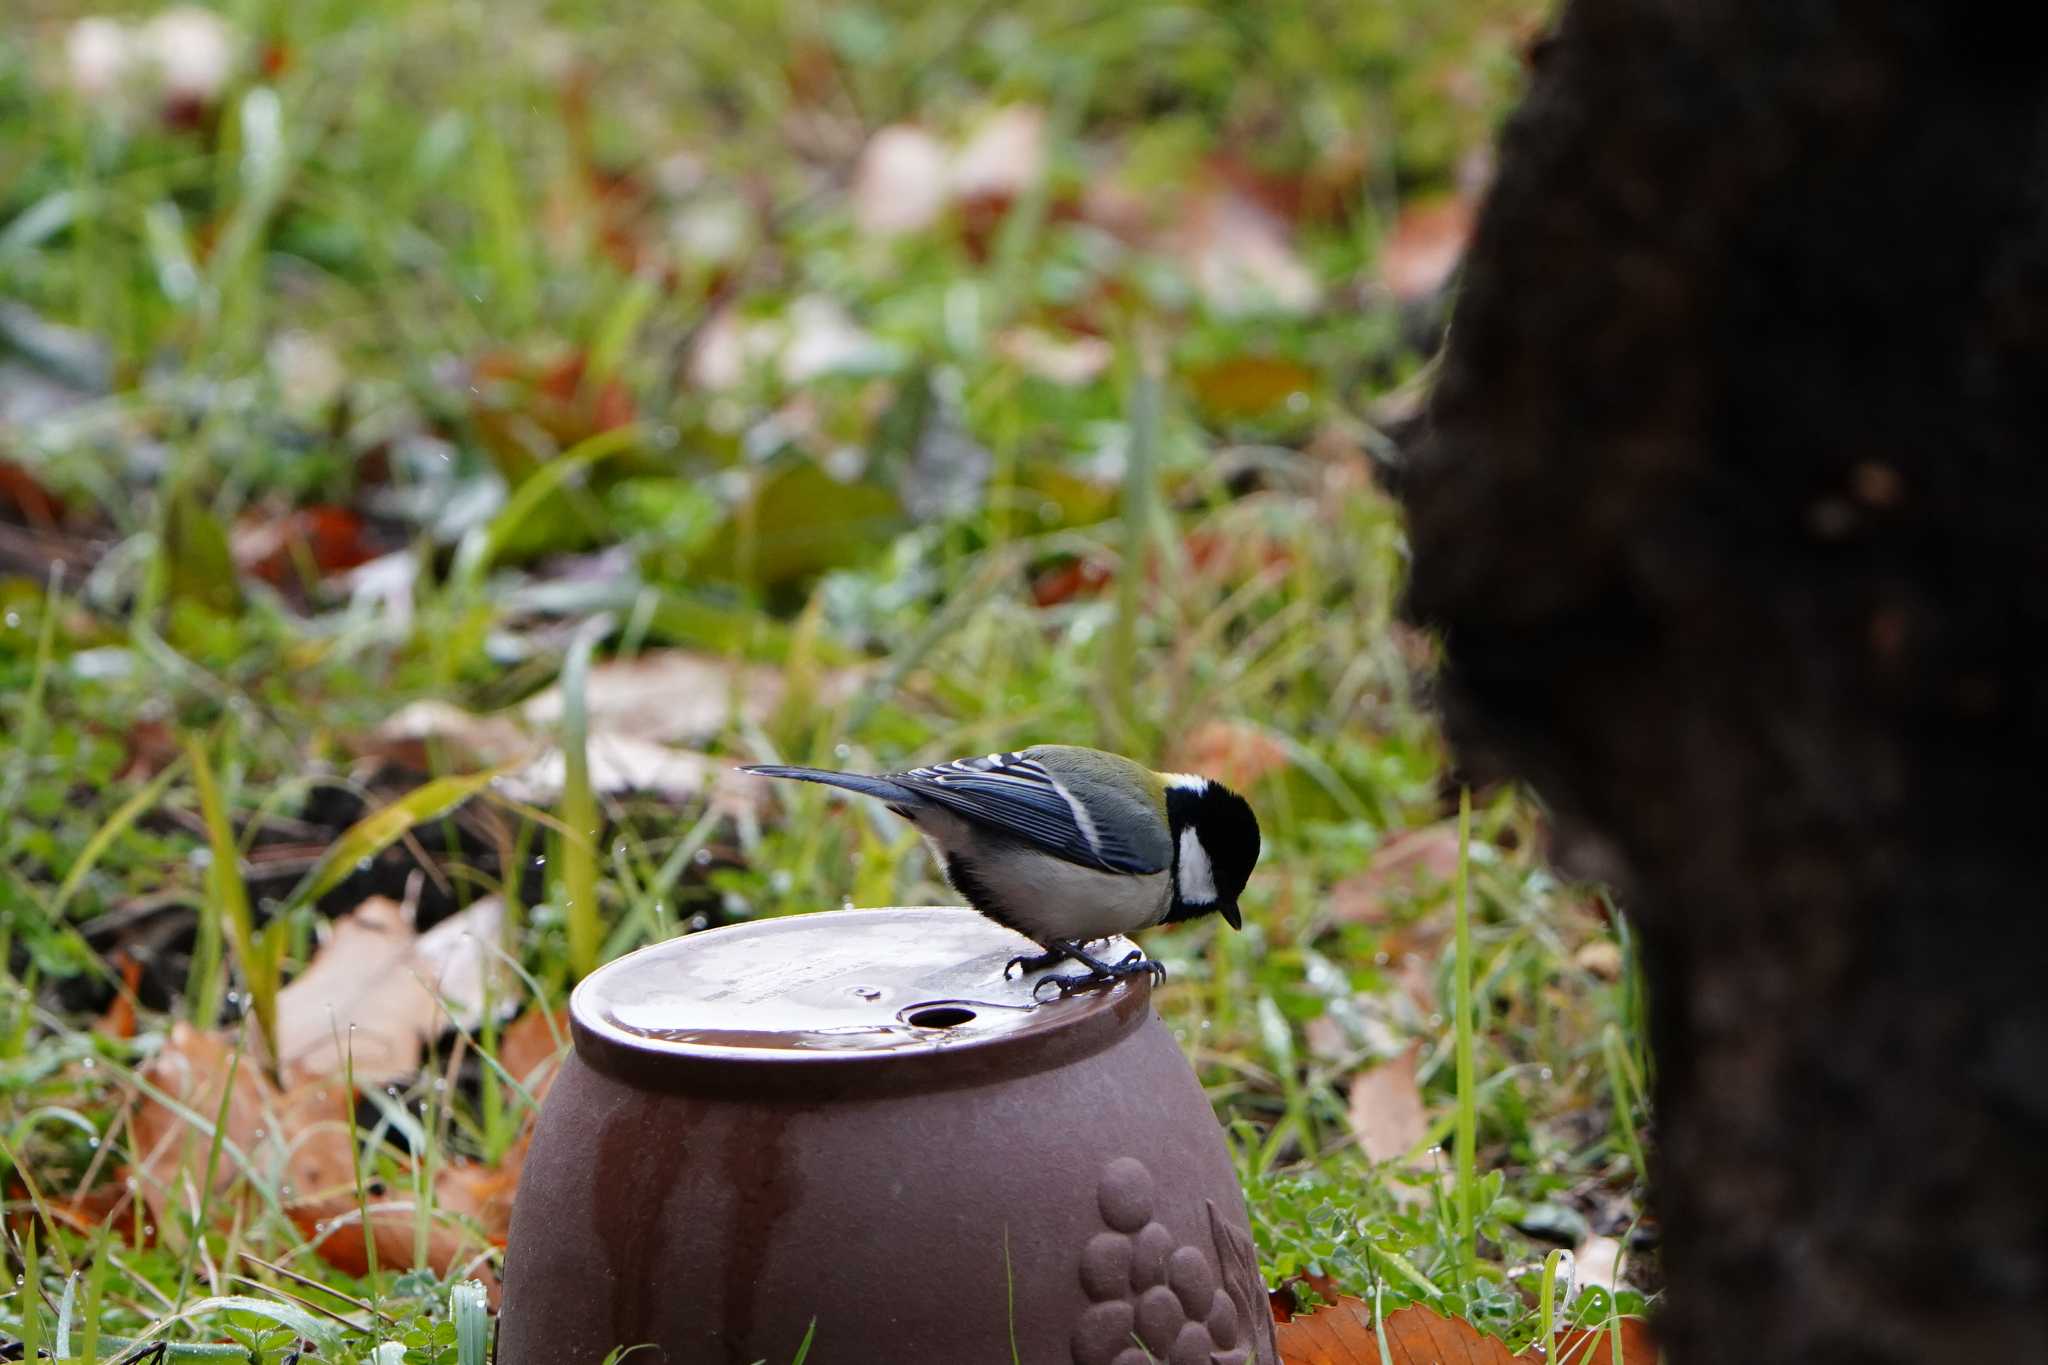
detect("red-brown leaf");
top-left (1276, 1297), bottom-right (1659, 1365)
top-left (0, 460), bottom-right (62, 529)
top-left (1277, 1300), bottom-right (1523, 1365)
top-left (1548, 1317), bottom-right (1659, 1364)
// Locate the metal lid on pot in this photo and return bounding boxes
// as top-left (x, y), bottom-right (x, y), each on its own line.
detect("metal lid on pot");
top-left (568, 907), bottom-right (1153, 1093)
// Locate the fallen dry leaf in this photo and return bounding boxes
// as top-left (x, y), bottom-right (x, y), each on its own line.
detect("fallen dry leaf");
top-left (1346, 1042), bottom-right (1429, 1164)
top-left (497, 1005), bottom-right (572, 1093)
top-left (1188, 355), bottom-right (1318, 422)
top-left (853, 124), bottom-right (950, 236)
top-left (997, 327), bottom-right (1114, 387)
top-left (1330, 825), bottom-right (1464, 925)
top-left (1574, 1235), bottom-right (1626, 1297)
top-left (431, 1005), bottom-right (571, 1243)
top-left (519, 649), bottom-right (792, 745)
top-left (370, 646), bottom-right (843, 803)
top-left (1551, 1317), bottom-right (1658, 1364)
top-left (1380, 195), bottom-right (1475, 303)
top-left (1573, 940), bottom-right (1624, 981)
top-left (126, 1019), bottom-right (498, 1278)
top-left (1276, 1300), bottom-right (1523, 1365)
top-left (271, 895), bottom-right (507, 1087)
top-left (435, 1153), bottom-right (526, 1245)
top-left (231, 504), bottom-right (380, 588)
top-left (1176, 185), bottom-right (1320, 316)
top-left (950, 104), bottom-right (1046, 202)
top-left (287, 1196), bottom-right (483, 1281)
top-left (131, 1022), bottom-right (278, 1232)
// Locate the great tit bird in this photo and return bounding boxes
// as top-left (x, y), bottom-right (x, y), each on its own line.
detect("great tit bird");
top-left (741, 745), bottom-right (1260, 995)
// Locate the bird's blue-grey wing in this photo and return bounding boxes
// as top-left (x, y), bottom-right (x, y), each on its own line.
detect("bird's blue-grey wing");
top-left (890, 752), bottom-right (1166, 875)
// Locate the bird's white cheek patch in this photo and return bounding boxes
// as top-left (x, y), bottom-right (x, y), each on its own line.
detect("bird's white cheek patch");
top-left (1177, 827), bottom-right (1218, 905)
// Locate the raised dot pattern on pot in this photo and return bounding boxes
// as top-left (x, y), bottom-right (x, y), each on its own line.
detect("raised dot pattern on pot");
top-left (1073, 1157), bottom-right (1253, 1365)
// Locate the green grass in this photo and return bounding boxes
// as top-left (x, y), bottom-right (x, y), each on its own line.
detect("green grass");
top-left (0, 0), bottom-right (1657, 1359)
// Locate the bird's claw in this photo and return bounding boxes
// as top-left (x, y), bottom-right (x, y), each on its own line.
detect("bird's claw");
top-left (1029, 953), bottom-right (1166, 999)
top-left (1004, 949), bottom-right (1068, 980)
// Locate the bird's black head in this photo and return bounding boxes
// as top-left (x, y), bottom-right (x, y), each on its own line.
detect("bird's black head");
top-left (1162, 777), bottom-right (1261, 929)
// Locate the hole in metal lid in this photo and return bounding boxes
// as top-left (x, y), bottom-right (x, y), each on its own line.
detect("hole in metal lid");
top-left (905, 1006), bottom-right (977, 1029)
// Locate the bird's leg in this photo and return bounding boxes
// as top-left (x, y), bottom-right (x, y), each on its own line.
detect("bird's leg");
top-left (1005, 938), bottom-right (1100, 978)
top-left (1003, 945), bottom-right (1073, 979)
top-left (1030, 940), bottom-right (1167, 998)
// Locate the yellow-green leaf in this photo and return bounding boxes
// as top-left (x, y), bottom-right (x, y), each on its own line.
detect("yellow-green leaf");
top-left (288, 768), bottom-right (502, 911)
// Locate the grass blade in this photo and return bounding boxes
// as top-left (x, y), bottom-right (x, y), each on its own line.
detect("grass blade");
top-left (50, 758), bottom-right (187, 918)
top-left (187, 739), bottom-right (274, 1059)
top-left (452, 425), bottom-right (642, 590)
top-left (452, 1279), bottom-right (491, 1365)
top-left (558, 614), bottom-right (612, 979)
top-left (18, 1223), bottom-right (43, 1363)
top-left (286, 767), bottom-right (502, 912)
top-left (1452, 785), bottom-right (1478, 1287)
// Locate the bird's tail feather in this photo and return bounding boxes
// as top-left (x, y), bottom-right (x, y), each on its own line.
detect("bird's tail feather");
top-left (739, 765), bottom-right (921, 805)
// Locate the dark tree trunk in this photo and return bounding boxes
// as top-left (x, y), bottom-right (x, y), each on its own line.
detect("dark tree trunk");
top-left (1397, 3), bottom-right (2048, 1361)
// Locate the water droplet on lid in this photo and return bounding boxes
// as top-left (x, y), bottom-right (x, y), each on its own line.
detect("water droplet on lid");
top-left (833, 743), bottom-right (852, 759)
top-left (1373, 951), bottom-right (1390, 966)
top-left (693, 849), bottom-right (712, 865)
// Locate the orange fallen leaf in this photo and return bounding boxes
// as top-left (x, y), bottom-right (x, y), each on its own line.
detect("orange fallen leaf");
top-left (96, 952), bottom-right (144, 1040)
top-left (130, 1023), bottom-right (278, 1234)
top-left (497, 1005), bottom-right (572, 1094)
top-left (435, 1151), bottom-right (526, 1245)
top-left (286, 1196), bottom-right (482, 1280)
top-left (1277, 1300), bottom-right (1522, 1365)
top-left (1346, 1042), bottom-right (1429, 1164)
top-left (1550, 1317), bottom-right (1658, 1364)
top-left (1275, 1296), bottom-right (1659, 1365)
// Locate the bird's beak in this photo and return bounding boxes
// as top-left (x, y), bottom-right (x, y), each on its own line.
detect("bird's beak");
top-left (1219, 901), bottom-right (1242, 931)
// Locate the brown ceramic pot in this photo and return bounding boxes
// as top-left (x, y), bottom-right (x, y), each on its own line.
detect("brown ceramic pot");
top-left (496, 907), bottom-right (1276, 1365)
